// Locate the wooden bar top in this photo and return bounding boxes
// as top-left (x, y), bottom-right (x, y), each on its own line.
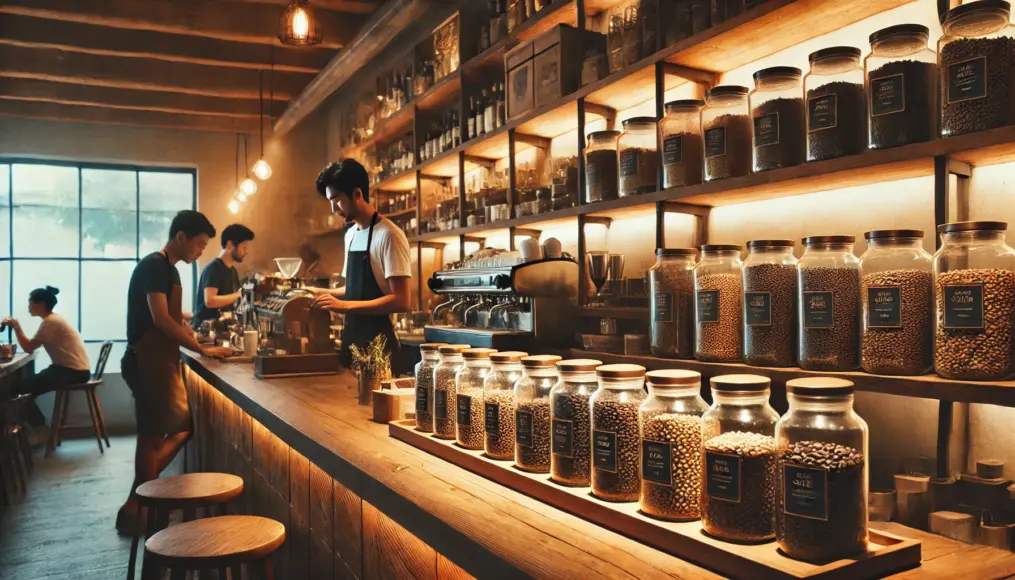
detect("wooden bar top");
top-left (0, 352), bottom-right (36, 378)
top-left (182, 353), bottom-right (1015, 580)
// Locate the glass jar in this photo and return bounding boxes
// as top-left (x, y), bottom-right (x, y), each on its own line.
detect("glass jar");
top-left (414, 342), bottom-right (447, 432)
top-left (933, 221), bottom-right (1015, 380)
top-left (550, 358), bottom-right (602, 487)
top-left (590, 364), bottom-right (647, 502)
top-left (638, 370), bottom-right (708, 521)
top-left (776, 378), bottom-right (868, 562)
top-left (804, 47), bottom-right (866, 162)
top-left (433, 344), bottom-right (470, 440)
top-left (700, 374), bottom-right (779, 542)
top-left (618, 117), bottom-right (659, 196)
top-left (483, 351), bottom-right (528, 460)
top-left (455, 348), bottom-right (497, 449)
top-left (702, 85), bottom-right (752, 182)
top-left (750, 66), bottom-right (805, 172)
top-left (585, 130), bottom-right (620, 203)
top-left (694, 244), bottom-right (744, 363)
top-left (798, 236), bottom-right (860, 371)
top-left (649, 248), bottom-right (697, 359)
top-left (514, 355), bottom-right (561, 472)
top-left (743, 240), bottom-right (798, 367)
top-left (859, 230), bottom-right (933, 375)
top-left (659, 100), bottom-right (705, 189)
top-left (865, 24), bottom-right (936, 150)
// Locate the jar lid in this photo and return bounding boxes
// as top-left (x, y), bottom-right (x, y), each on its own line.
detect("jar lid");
top-left (490, 351), bottom-right (529, 362)
top-left (588, 130), bottom-right (621, 140)
top-left (622, 116), bottom-right (658, 127)
top-left (706, 85), bottom-right (749, 98)
top-left (786, 377), bottom-right (854, 397)
top-left (462, 348), bottom-right (498, 359)
top-left (419, 342), bottom-right (448, 352)
top-left (753, 66), bottom-right (802, 81)
top-left (665, 99), bottom-right (705, 112)
top-left (937, 221), bottom-right (1007, 234)
top-left (747, 239), bottom-right (794, 249)
top-left (521, 354), bottom-right (563, 367)
top-left (864, 229), bottom-right (924, 240)
top-left (646, 369), bottom-right (701, 385)
top-left (942, 0), bottom-right (1010, 24)
top-left (808, 46), bottom-right (862, 63)
top-left (869, 23), bottom-right (930, 45)
top-left (557, 358), bottom-right (603, 372)
top-left (710, 374), bottom-right (770, 391)
top-left (656, 247), bottom-right (698, 256)
top-left (596, 363), bottom-right (646, 378)
top-left (803, 235), bottom-right (855, 245)
top-left (701, 244), bottom-right (743, 252)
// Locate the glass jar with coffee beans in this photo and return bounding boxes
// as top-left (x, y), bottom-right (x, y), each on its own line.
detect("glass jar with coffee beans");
top-left (743, 240), bottom-right (798, 367)
top-left (456, 348), bottom-right (498, 450)
top-left (514, 355), bottom-right (562, 472)
top-left (432, 344), bottom-right (470, 440)
top-left (702, 85), bottom-right (752, 182)
top-left (750, 66), bottom-right (806, 172)
top-left (649, 248), bottom-right (697, 359)
top-left (659, 100), bottom-right (705, 189)
top-left (798, 236), bottom-right (860, 371)
top-left (701, 374), bottom-right (780, 542)
top-left (864, 24), bottom-right (936, 150)
top-left (591, 364), bottom-right (647, 501)
top-left (618, 117), bottom-right (660, 196)
top-left (550, 358), bottom-right (602, 487)
top-left (694, 244), bottom-right (744, 363)
top-left (483, 351), bottom-right (528, 460)
top-left (933, 221), bottom-right (1015, 381)
top-left (585, 130), bottom-right (620, 203)
top-left (804, 47), bottom-right (866, 162)
top-left (776, 378), bottom-right (868, 563)
top-left (638, 370), bottom-right (707, 521)
top-left (859, 230), bottom-right (933, 375)
top-left (414, 342), bottom-right (447, 432)
top-left (938, 0), bottom-right (1015, 138)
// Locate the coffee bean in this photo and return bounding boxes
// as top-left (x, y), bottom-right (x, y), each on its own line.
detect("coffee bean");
top-left (744, 263), bottom-right (797, 367)
top-left (456, 387), bottom-right (486, 450)
top-left (940, 37), bottom-right (1015, 137)
top-left (639, 412), bottom-right (702, 520)
top-left (799, 266), bottom-right (860, 371)
top-left (696, 273), bottom-right (743, 362)
top-left (484, 390), bottom-right (517, 460)
top-left (701, 431), bottom-right (777, 542)
top-left (753, 97), bottom-right (806, 172)
top-left (433, 365), bottom-right (460, 440)
top-left (861, 269), bottom-right (933, 375)
top-left (650, 256), bottom-right (696, 359)
top-left (868, 60), bottom-right (935, 149)
top-left (704, 114), bottom-right (752, 181)
top-left (515, 399), bottom-right (552, 472)
top-left (807, 81), bottom-right (866, 162)
top-left (619, 146), bottom-right (660, 196)
top-left (662, 132), bottom-right (704, 189)
top-left (935, 268), bottom-right (1015, 380)
top-left (591, 398), bottom-right (643, 501)
top-left (551, 388), bottom-right (593, 487)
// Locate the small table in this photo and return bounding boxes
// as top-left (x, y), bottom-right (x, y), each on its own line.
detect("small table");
top-left (0, 352), bottom-right (37, 397)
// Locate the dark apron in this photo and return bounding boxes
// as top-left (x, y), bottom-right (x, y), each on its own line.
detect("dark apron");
top-left (339, 213), bottom-right (399, 369)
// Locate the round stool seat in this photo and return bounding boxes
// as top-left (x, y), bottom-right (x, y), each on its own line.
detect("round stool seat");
top-left (136, 473), bottom-right (244, 508)
top-left (145, 516), bottom-right (285, 568)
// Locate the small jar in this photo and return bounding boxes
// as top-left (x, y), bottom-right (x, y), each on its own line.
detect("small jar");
top-left (514, 355), bottom-right (561, 473)
top-left (618, 117), bottom-right (660, 196)
top-left (659, 100), bottom-right (705, 189)
top-left (432, 344), bottom-right (470, 440)
top-left (590, 364), bottom-right (647, 502)
top-left (638, 370), bottom-right (707, 521)
top-left (939, 0), bottom-right (1015, 137)
top-left (550, 358), bottom-right (602, 487)
top-left (414, 342), bottom-right (446, 432)
top-left (649, 248), bottom-right (697, 359)
top-left (483, 350), bottom-right (528, 460)
top-left (585, 130), bottom-right (620, 203)
top-left (455, 348), bottom-right (497, 450)
top-left (694, 244), bottom-right (744, 363)
top-left (859, 230), bottom-right (933, 375)
top-left (933, 221), bottom-right (1015, 380)
top-left (700, 374), bottom-right (779, 542)
top-left (776, 378), bottom-right (868, 562)
top-left (798, 236), bottom-right (860, 371)
top-left (865, 24), bottom-right (936, 150)
top-left (804, 47), bottom-right (867, 162)
top-left (743, 240), bottom-right (798, 367)
top-left (750, 66), bottom-right (806, 172)
top-left (702, 85), bottom-right (752, 182)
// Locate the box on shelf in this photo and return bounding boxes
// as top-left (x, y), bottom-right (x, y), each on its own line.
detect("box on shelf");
top-left (506, 25), bottom-right (605, 119)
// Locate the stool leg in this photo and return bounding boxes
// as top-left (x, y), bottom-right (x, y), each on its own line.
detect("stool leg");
top-left (18, 428), bottom-right (33, 474)
top-left (139, 506), bottom-right (160, 580)
top-left (56, 390), bottom-right (70, 447)
top-left (45, 391), bottom-right (64, 458)
top-left (84, 388), bottom-right (104, 454)
top-left (90, 388), bottom-right (111, 448)
top-left (228, 565), bottom-right (242, 580)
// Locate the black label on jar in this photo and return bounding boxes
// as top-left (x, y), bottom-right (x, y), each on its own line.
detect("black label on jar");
top-left (745, 291), bottom-right (772, 326)
top-left (803, 291), bottom-right (835, 329)
top-left (435, 389), bottom-right (448, 419)
top-left (516, 410), bottom-right (534, 447)
top-left (485, 402), bottom-right (499, 435)
top-left (652, 289), bottom-right (674, 323)
top-left (943, 284), bottom-right (985, 329)
top-left (415, 386), bottom-right (429, 413)
top-left (619, 149), bottom-right (639, 177)
top-left (456, 394), bottom-right (472, 425)
top-left (807, 94), bottom-right (837, 132)
top-left (697, 290), bottom-right (720, 323)
top-left (642, 440), bottom-right (673, 486)
top-left (947, 57), bottom-right (987, 104)
top-left (753, 112), bottom-right (780, 147)
top-left (552, 418), bottom-right (573, 457)
top-left (867, 286), bottom-right (902, 328)
top-left (662, 135), bottom-right (683, 166)
top-left (870, 74), bottom-right (905, 117)
top-left (705, 451), bottom-right (741, 502)
top-left (593, 429), bottom-right (618, 473)
top-left (704, 126), bottom-right (726, 158)
top-left (782, 464), bottom-right (828, 520)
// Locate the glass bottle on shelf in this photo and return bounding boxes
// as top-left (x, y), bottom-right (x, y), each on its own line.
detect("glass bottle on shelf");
top-left (864, 24), bottom-right (936, 150)
top-left (702, 85), bottom-right (752, 182)
top-left (749, 66), bottom-right (805, 172)
top-left (468, 96), bottom-right (478, 140)
top-left (590, 364), bottom-right (647, 502)
top-left (514, 355), bottom-right (562, 473)
top-left (659, 99), bottom-right (705, 188)
top-left (804, 46), bottom-right (866, 162)
top-left (584, 130), bottom-right (620, 203)
top-left (798, 236), bottom-right (860, 371)
top-left (497, 83), bottom-right (507, 127)
top-left (649, 248), bottom-right (697, 359)
top-left (618, 117), bottom-right (659, 197)
top-left (483, 351), bottom-right (528, 460)
top-left (455, 348), bottom-right (498, 450)
top-left (414, 342), bottom-right (447, 433)
top-left (478, 90), bottom-right (488, 136)
top-left (485, 85), bottom-right (497, 134)
top-left (608, 14), bottom-right (625, 73)
top-left (742, 240), bottom-right (798, 367)
top-left (694, 244), bottom-right (744, 363)
top-left (549, 358), bottom-right (602, 487)
top-left (622, 4), bottom-right (641, 67)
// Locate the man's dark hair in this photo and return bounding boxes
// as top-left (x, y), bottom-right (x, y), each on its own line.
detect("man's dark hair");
top-left (29, 286), bottom-right (59, 312)
top-left (316, 158), bottom-right (370, 202)
top-left (169, 210), bottom-right (216, 241)
top-left (221, 224), bottom-right (255, 249)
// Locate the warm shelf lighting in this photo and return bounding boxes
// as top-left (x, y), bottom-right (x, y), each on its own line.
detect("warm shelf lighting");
top-left (253, 159), bottom-right (273, 180)
top-left (240, 178), bottom-right (258, 196)
top-left (278, 1), bottom-right (322, 47)
top-left (228, 199), bottom-right (241, 214)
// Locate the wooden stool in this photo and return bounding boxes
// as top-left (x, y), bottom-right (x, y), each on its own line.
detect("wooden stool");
top-left (127, 473), bottom-right (244, 580)
top-left (142, 515), bottom-right (285, 580)
top-left (0, 394), bottom-right (33, 504)
top-left (47, 341), bottom-right (113, 457)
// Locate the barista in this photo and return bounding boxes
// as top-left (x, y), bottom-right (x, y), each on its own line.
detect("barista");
top-left (192, 224), bottom-right (255, 328)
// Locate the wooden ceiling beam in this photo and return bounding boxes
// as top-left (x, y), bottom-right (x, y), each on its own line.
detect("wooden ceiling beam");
top-left (235, 0), bottom-right (380, 14)
top-left (0, 99), bottom-right (261, 133)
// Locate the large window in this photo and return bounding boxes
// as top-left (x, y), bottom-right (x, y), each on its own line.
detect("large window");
top-left (1, 160), bottom-right (197, 369)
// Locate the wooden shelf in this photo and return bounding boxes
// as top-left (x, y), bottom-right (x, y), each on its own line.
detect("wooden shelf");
top-left (374, 167), bottom-right (418, 192)
top-left (417, 70), bottom-right (461, 112)
top-left (381, 206), bottom-right (417, 220)
top-left (574, 307), bottom-right (649, 320)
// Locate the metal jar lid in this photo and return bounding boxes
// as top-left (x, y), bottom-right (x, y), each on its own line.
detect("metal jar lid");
top-left (490, 351), bottom-right (529, 362)
top-left (808, 46), bottom-right (862, 63)
top-left (706, 85), bottom-right (750, 98)
top-left (557, 358), bottom-right (603, 372)
top-left (588, 130), bottom-right (621, 140)
top-left (937, 221), bottom-right (1007, 234)
top-left (463, 348), bottom-right (498, 359)
top-left (942, 0), bottom-right (1010, 25)
top-left (710, 374), bottom-right (770, 391)
top-left (646, 369), bottom-right (701, 385)
top-left (665, 99), bottom-right (706, 112)
top-left (802, 235), bottom-right (855, 245)
top-left (701, 244), bottom-right (743, 252)
top-left (864, 229), bottom-right (924, 240)
top-left (622, 116), bottom-right (659, 127)
top-left (419, 342), bottom-right (448, 352)
top-left (869, 23), bottom-right (930, 45)
top-left (753, 66), bottom-right (802, 81)
top-left (596, 363), bottom-right (646, 378)
top-left (656, 248), bottom-right (698, 256)
top-left (521, 354), bottom-right (563, 368)
top-left (747, 239), bottom-right (794, 249)
top-left (786, 377), bottom-right (854, 397)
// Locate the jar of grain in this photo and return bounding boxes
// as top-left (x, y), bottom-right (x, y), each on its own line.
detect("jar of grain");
top-left (483, 351), bottom-right (528, 460)
top-left (639, 369), bottom-right (707, 521)
top-left (433, 344), bottom-right (470, 440)
top-left (701, 374), bottom-right (779, 542)
top-left (859, 230), bottom-right (933, 375)
top-left (749, 66), bottom-right (806, 172)
top-left (864, 24), bottom-right (936, 150)
top-left (455, 348), bottom-right (497, 450)
top-left (804, 47), bottom-right (866, 162)
top-left (550, 358), bottom-right (602, 487)
top-left (618, 117), bottom-right (660, 196)
top-left (659, 100), bottom-right (705, 188)
top-left (933, 221), bottom-right (1015, 380)
top-left (585, 130), bottom-right (620, 203)
top-left (514, 355), bottom-right (561, 472)
top-left (694, 244), bottom-right (744, 363)
top-left (938, 0), bottom-right (1015, 137)
top-left (798, 236), bottom-right (860, 371)
top-left (414, 342), bottom-right (447, 432)
top-left (776, 378), bottom-right (868, 563)
top-left (649, 248), bottom-right (698, 359)
top-left (591, 364), bottom-right (647, 502)
top-left (702, 85), bottom-right (752, 182)
top-left (743, 240), bottom-right (798, 367)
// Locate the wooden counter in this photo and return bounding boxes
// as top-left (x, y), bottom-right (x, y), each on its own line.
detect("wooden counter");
top-left (0, 352), bottom-right (35, 379)
top-left (181, 353), bottom-right (1015, 580)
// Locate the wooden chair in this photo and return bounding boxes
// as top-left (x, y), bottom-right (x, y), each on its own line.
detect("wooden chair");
top-left (142, 515), bottom-right (284, 580)
top-left (0, 394), bottom-right (33, 504)
top-left (46, 341), bottom-right (112, 457)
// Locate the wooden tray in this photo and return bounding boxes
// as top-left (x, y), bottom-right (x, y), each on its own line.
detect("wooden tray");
top-left (389, 420), bottom-right (922, 580)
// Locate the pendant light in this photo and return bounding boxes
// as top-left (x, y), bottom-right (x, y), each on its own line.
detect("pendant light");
top-left (252, 68), bottom-right (273, 181)
top-left (278, 0), bottom-right (322, 47)
top-left (228, 133), bottom-right (246, 214)
top-left (239, 134), bottom-right (258, 196)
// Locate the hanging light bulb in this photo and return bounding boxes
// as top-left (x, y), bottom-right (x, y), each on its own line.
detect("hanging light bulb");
top-left (278, 1), bottom-right (321, 46)
top-left (253, 70), bottom-right (273, 182)
top-left (237, 191), bottom-right (248, 203)
top-left (228, 199), bottom-right (241, 214)
top-left (240, 178), bottom-right (258, 196)
top-left (253, 159), bottom-right (272, 180)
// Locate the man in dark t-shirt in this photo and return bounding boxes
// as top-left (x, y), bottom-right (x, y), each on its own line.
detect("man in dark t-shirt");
top-left (193, 224), bottom-right (254, 327)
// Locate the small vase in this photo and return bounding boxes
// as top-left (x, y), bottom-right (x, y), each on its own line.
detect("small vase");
top-left (357, 372), bottom-right (384, 406)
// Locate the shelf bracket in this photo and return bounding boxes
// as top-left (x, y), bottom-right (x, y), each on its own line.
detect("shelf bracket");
top-left (463, 154), bottom-right (496, 169)
top-left (512, 227), bottom-right (542, 239)
top-left (660, 201), bottom-right (711, 218)
top-left (513, 132), bottom-right (552, 149)
top-left (661, 62), bottom-right (718, 89)
top-left (583, 216), bottom-right (612, 227)
top-left (417, 241), bottom-right (446, 249)
top-left (420, 173), bottom-right (452, 183)
top-left (583, 102), bottom-right (617, 130)
top-left (462, 235), bottom-right (485, 245)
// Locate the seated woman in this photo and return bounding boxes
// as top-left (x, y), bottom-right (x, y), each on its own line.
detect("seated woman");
top-left (2, 286), bottom-right (91, 442)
